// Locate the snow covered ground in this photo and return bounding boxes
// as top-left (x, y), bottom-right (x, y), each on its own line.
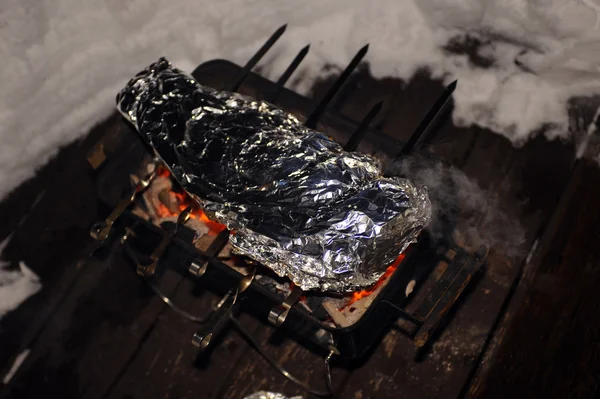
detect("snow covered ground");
top-left (1, 0), bottom-right (600, 315)
top-left (0, 236), bottom-right (41, 317)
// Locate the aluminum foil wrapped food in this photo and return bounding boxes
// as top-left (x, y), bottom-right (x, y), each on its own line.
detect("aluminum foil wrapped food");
top-left (117, 58), bottom-right (431, 292)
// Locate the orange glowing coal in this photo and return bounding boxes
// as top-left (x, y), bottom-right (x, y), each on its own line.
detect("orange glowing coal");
top-left (345, 253), bottom-right (406, 307)
top-left (154, 166), bottom-right (226, 235)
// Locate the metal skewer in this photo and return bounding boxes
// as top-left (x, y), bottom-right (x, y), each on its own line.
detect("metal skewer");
top-left (396, 80), bottom-right (457, 158)
top-left (265, 45), bottom-right (310, 103)
top-left (343, 101), bottom-right (384, 152)
top-left (191, 268), bottom-right (256, 350)
top-left (90, 163), bottom-right (158, 242)
top-left (268, 286), bottom-right (303, 327)
top-left (305, 44), bottom-right (369, 129)
top-left (136, 206), bottom-right (193, 277)
top-left (227, 24), bottom-right (288, 92)
top-left (188, 229), bottom-right (231, 277)
top-left (137, 228), bottom-right (231, 323)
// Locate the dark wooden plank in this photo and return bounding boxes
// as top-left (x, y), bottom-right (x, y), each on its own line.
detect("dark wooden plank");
top-left (422, 118), bottom-right (478, 168)
top-left (459, 131), bottom-right (516, 190)
top-left (104, 276), bottom-right (260, 399)
top-left (0, 254), bottom-right (86, 385)
top-left (0, 244), bottom-right (187, 399)
top-left (455, 134), bottom-right (577, 395)
top-left (218, 320), bottom-right (351, 399)
top-left (469, 158), bottom-right (600, 399)
top-left (376, 70), bottom-right (443, 144)
top-left (0, 117), bottom-right (123, 374)
top-left (335, 68), bottom-right (401, 130)
top-left (337, 259), bottom-right (521, 398)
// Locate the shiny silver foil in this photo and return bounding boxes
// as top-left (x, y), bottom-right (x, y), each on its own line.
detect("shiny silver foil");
top-left (244, 392), bottom-right (303, 399)
top-left (117, 58), bottom-right (431, 292)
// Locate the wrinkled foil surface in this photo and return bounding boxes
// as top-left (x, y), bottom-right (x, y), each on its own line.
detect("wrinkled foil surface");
top-left (244, 392), bottom-right (303, 399)
top-left (117, 58), bottom-right (431, 292)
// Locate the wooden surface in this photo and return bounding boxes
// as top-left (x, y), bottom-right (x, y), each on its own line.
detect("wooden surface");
top-left (0, 62), bottom-right (597, 399)
top-left (469, 159), bottom-right (600, 399)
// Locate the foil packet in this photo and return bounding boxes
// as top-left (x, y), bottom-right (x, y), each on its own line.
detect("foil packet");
top-left (117, 58), bottom-right (431, 292)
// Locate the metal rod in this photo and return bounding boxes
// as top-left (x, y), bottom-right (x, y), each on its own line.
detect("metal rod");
top-left (136, 206), bottom-right (193, 277)
top-left (268, 286), bottom-right (303, 327)
top-left (324, 346), bottom-right (339, 395)
top-left (265, 44), bottom-right (310, 103)
top-left (145, 279), bottom-right (219, 323)
top-left (230, 315), bottom-right (332, 397)
top-left (188, 229), bottom-right (231, 277)
top-left (90, 164), bottom-right (157, 242)
top-left (126, 225), bottom-right (229, 323)
top-left (228, 24), bottom-right (287, 92)
top-left (396, 80), bottom-right (457, 158)
top-left (380, 300), bottom-right (424, 325)
top-left (343, 101), bottom-right (383, 152)
top-left (191, 268), bottom-right (255, 351)
top-left (305, 44), bottom-right (369, 129)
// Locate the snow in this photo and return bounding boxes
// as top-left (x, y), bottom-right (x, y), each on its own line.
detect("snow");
top-left (0, 236), bottom-right (41, 318)
top-left (1, 0), bottom-right (600, 201)
top-left (2, 349), bottom-right (31, 384)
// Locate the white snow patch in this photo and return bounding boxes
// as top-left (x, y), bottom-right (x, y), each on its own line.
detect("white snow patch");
top-left (405, 280), bottom-right (416, 297)
top-left (2, 349), bottom-right (31, 384)
top-left (0, 236), bottom-right (42, 318)
top-left (1, 0), bottom-right (600, 199)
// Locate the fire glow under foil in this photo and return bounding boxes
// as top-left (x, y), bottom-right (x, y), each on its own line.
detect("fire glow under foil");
top-left (117, 58), bottom-right (431, 292)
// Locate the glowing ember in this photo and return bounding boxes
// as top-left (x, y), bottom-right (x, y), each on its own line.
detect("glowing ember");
top-left (344, 253), bottom-right (406, 308)
top-left (154, 166), bottom-right (226, 235)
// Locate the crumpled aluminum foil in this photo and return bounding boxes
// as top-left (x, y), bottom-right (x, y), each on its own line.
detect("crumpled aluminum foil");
top-left (243, 392), bottom-right (303, 399)
top-left (117, 57), bottom-right (431, 292)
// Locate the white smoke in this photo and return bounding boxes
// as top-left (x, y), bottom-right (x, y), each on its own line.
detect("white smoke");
top-left (387, 156), bottom-right (526, 258)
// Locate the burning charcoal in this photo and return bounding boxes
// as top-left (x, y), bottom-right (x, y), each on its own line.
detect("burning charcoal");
top-left (142, 175), bottom-right (173, 222)
top-left (304, 295), bottom-right (331, 320)
top-left (117, 58), bottom-right (431, 292)
top-left (157, 189), bottom-right (179, 214)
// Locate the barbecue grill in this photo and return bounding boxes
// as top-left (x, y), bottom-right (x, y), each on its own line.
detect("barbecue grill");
top-left (87, 25), bottom-right (486, 397)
